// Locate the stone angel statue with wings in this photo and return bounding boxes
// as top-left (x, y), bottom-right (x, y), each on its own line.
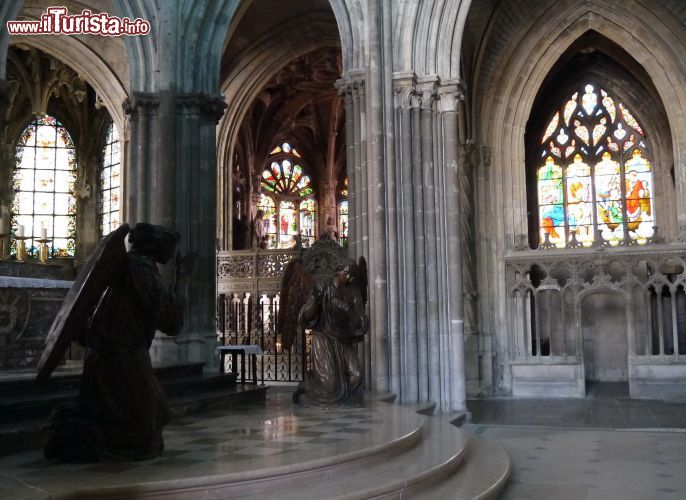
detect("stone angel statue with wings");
top-left (279, 253), bottom-right (369, 408)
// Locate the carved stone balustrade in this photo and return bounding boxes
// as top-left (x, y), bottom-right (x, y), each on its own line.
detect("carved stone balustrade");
top-left (505, 241), bottom-right (686, 399)
top-left (217, 248), bottom-right (299, 296)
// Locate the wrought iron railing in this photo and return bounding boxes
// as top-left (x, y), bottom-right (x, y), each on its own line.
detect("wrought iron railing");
top-left (217, 249), bottom-right (307, 383)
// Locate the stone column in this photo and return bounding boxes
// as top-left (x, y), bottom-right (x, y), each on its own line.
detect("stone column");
top-left (437, 83), bottom-right (466, 412)
top-left (122, 92), bottom-right (159, 224)
top-left (338, 78), bottom-right (372, 386)
top-left (124, 90), bottom-right (226, 370)
top-left (418, 78), bottom-right (441, 406)
top-left (411, 86), bottom-right (428, 403)
top-left (393, 73), bottom-right (418, 402)
top-left (74, 148), bottom-right (104, 267)
top-left (173, 93), bottom-right (227, 369)
top-left (351, 75), bottom-right (367, 261)
top-left (0, 80), bottom-right (12, 256)
top-left (336, 80), bottom-right (356, 256)
top-left (459, 142), bottom-right (482, 395)
top-left (319, 179), bottom-right (337, 235)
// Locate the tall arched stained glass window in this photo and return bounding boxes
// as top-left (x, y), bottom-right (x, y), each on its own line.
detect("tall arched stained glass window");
top-left (537, 83), bottom-right (654, 248)
top-left (261, 142), bottom-right (316, 248)
top-left (13, 115), bottom-right (76, 257)
top-left (100, 123), bottom-right (121, 236)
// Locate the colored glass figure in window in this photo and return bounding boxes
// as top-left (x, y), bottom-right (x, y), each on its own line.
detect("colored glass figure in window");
top-left (260, 143), bottom-right (316, 248)
top-left (100, 123), bottom-right (121, 236)
top-left (537, 83), bottom-right (654, 247)
top-left (13, 115), bottom-right (76, 257)
top-left (338, 177), bottom-right (349, 247)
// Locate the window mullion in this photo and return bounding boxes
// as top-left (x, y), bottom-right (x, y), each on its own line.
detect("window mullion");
top-left (619, 146), bottom-right (629, 244)
top-left (560, 159), bottom-right (570, 248)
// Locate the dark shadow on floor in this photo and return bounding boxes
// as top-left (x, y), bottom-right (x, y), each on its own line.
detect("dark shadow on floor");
top-left (468, 381), bottom-right (686, 428)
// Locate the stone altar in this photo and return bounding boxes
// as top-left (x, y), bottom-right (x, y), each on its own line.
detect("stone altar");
top-left (0, 271), bottom-right (73, 370)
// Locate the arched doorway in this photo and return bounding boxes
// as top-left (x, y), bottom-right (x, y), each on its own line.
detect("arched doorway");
top-left (581, 291), bottom-right (629, 394)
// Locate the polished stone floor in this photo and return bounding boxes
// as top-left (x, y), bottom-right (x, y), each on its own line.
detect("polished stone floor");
top-left (1, 384), bottom-right (686, 499)
top-left (470, 424), bottom-right (686, 500)
top-left (0, 389), bottom-right (424, 499)
top-left (468, 382), bottom-right (686, 499)
top-left (468, 382), bottom-right (686, 428)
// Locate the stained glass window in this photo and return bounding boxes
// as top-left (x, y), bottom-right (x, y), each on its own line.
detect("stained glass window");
top-left (99, 123), bottom-right (121, 236)
top-left (537, 83), bottom-right (654, 247)
top-left (260, 143), bottom-right (316, 248)
top-left (339, 200), bottom-right (348, 243)
top-left (338, 178), bottom-right (349, 247)
top-left (258, 194), bottom-right (277, 248)
top-left (13, 115), bottom-right (76, 257)
top-left (299, 198), bottom-right (316, 246)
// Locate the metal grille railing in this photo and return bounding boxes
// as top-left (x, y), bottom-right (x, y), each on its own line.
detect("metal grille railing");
top-left (217, 291), bottom-right (310, 383)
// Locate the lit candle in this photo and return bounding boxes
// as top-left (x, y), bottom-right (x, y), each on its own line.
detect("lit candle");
top-left (17, 225), bottom-right (24, 238)
top-left (40, 227), bottom-right (47, 240)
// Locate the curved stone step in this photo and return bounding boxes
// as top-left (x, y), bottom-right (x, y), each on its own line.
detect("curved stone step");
top-left (3, 397), bottom-right (508, 500)
top-left (54, 401), bottom-right (426, 499)
top-left (415, 435), bottom-right (511, 500)
top-left (212, 415), bottom-right (468, 500)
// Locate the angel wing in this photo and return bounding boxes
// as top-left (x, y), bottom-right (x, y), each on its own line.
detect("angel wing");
top-left (278, 258), bottom-right (315, 350)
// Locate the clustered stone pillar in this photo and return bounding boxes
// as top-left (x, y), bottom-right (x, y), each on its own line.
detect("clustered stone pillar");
top-left (174, 93), bottom-right (226, 366)
top-left (386, 74), bottom-right (467, 412)
top-left (123, 90), bottom-right (226, 369)
top-left (337, 75), bottom-right (376, 386)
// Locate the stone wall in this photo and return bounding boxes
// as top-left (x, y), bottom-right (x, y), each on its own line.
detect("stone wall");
top-left (0, 276), bottom-right (71, 370)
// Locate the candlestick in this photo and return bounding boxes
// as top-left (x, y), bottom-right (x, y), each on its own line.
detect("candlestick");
top-left (15, 236), bottom-right (28, 262)
top-left (37, 238), bottom-right (52, 264)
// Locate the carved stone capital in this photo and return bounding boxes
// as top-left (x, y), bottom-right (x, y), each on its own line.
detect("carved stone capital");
top-left (176, 92), bottom-right (227, 124)
top-left (334, 78), bottom-right (350, 97)
top-left (480, 145), bottom-right (492, 167)
top-left (436, 86), bottom-right (463, 114)
top-left (415, 75), bottom-right (438, 110)
top-left (392, 71), bottom-right (417, 109)
top-left (123, 92), bottom-right (160, 117)
top-left (458, 143), bottom-right (476, 166)
top-left (394, 85), bottom-right (414, 109)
